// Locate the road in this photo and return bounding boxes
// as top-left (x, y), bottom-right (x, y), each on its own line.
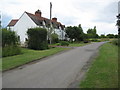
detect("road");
top-left (3, 42), bottom-right (105, 88)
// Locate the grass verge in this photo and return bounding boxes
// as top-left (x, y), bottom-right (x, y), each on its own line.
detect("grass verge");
top-left (2, 47), bottom-right (70, 71)
top-left (80, 42), bottom-right (118, 88)
top-left (69, 42), bottom-right (89, 47)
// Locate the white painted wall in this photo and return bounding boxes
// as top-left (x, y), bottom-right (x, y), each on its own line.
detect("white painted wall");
top-left (7, 26), bottom-right (14, 31)
top-left (54, 29), bottom-right (66, 40)
top-left (7, 12), bottom-right (66, 44)
top-left (14, 12), bottom-right (37, 44)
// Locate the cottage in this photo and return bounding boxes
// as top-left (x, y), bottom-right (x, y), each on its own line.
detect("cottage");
top-left (7, 10), bottom-right (66, 44)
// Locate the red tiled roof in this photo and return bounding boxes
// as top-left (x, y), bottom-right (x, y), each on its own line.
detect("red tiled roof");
top-left (25, 11), bottom-right (65, 29)
top-left (8, 19), bottom-right (18, 26)
top-left (8, 11), bottom-right (65, 30)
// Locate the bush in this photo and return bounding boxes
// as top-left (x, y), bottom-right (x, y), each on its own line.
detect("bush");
top-left (55, 43), bottom-right (61, 46)
top-left (51, 33), bottom-right (59, 44)
top-left (27, 28), bottom-right (48, 50)
top-left (2, 28), bottom-right (19, 47)
top-left (60, 41), bottom-right (69, 46)
top-left (2, 45), bottom-right (22, 57)
top-left (2, 28), bottom-right (21, 57)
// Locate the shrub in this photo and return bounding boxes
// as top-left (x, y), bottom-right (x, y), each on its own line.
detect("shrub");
top-left (2, 45), bottom-right (22, 57)
top-left (2, 28), bottom-right (21, 57)
top-left (2, 28), bottom-right (19, 47)
top-left (27, 27), bottom-right (48, 50)
top-left (51, 33), bottom-right (59, 44)
top-left (55, 43), bottom-right (61, 46)
top-left (60, 41), bottom-right (69, 46)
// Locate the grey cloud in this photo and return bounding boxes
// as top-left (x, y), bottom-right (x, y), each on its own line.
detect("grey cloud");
top-left (93, 2), bottom-right (117, 23)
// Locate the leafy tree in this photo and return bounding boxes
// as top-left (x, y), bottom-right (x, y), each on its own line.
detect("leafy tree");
top-left (100, 34), bottom-right (106, 38)
top-left (87, 26), bottom-right (99, 38)
top-left (27, 27), bottom-right (48, 50)
top-left (65, 26), bottom-right (75, 41)
top-left (114, 34), bottom-right (118, 38)
top-left (106, 34), bottom-right (115, 38)
top-left (65, 24), bottom-right (84, 41)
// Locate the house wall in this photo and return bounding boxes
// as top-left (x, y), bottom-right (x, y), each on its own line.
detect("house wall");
top-left (54, 29), bottom-right (66, 40)
top-left (7, 26), bottom-right (14, 31)
top-left (14, 12), bottom-right (37, 44)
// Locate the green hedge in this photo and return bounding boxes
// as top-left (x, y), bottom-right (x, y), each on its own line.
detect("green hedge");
top-left (27, 27), bottom-right (48, 50)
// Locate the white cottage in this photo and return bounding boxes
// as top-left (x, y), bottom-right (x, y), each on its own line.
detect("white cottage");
top-left (7, 10), bottom-right (66, 44)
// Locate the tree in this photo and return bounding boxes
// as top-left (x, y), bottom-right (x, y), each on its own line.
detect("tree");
top-left (65, 26), bottom-right (75, 41)
top-left (106, 34), bottom-right (115, 38)
top-left (65, 24), bottom-right (84, 41)
top-left (114, 34), bottom-right (118, 38)
top-left (87, 26), bottom-right (99, 38)
top-left (100, 34), bottom-right (106, 38)
top-left (27, 27), bottom-right (48, 50)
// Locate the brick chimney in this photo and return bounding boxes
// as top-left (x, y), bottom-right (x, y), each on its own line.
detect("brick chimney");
top-left (35, 9), bottom-right (42, 17)
top-left (52, 17), bottom-right (57, 22)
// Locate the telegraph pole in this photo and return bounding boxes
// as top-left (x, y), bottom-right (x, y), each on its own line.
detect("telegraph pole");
top-left (49, 2), bottom-right (52, 44)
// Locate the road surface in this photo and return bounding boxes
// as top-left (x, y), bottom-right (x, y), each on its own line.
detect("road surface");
top-left (3, 42), bottom-right (105, 88)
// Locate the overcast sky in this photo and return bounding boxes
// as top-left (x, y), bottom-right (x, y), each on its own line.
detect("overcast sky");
top-left (0, 0), bottom-right (119, 35)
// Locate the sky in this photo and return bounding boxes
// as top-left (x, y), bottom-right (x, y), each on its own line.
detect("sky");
top-left (0, 0), bottom-right (119, 35)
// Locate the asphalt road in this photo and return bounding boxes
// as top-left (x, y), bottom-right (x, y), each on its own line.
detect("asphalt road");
top-left (3, 42), bottom-right (105, 88)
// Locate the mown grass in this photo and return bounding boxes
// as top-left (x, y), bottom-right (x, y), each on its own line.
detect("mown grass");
top-left (69, 42), bottom-right (89, 47)
top-left (80, 42), bottom-right (118, 88)
top-left (2, 47), bottom-right (69, 71)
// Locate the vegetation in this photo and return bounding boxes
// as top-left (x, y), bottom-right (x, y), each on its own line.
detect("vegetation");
top-left (69, 42), bottom-right (89, 47)
top-left (110, 39), bottom-right (119, 46)
top-left (51, 33), bottom-right (59, 44)
top-left (60, 41), bottom-right (69, 46)
top-left (2, 45), bottom-right (21, 57)
top-left (27, 27), bottom-right (48, 50)
top-left (2, 47), bottom-right (70, 71)
top-left (2, 28), bottom-right (19, 47)
top-left (80, 43), bottom-right (118, 88)
top-left (2, 28), bottom-right (21, 57)
top-left (65, 24), bottom-right (84, 42)
top-left (87, 26), bottom-right (99, 39)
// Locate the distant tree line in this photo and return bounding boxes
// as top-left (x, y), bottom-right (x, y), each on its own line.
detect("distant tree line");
top-left (65, 24), bottom-right (118, 42)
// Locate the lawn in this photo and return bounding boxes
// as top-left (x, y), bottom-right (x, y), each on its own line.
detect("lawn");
top-left (2, 47), bottom-right (69, 71)
top-left (69, 42), bottom-right (90, 47)
top-left (2, 42), bottom-right (91, 71)
top-left (80, 42), bottom-right (118, 88)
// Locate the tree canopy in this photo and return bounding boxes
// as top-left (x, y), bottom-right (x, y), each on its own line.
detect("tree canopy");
top-left (65, 24), bottom-right (84, 41)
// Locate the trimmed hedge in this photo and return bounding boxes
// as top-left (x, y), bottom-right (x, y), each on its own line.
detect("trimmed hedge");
top-left (27, 28), bottom-right (48, 50)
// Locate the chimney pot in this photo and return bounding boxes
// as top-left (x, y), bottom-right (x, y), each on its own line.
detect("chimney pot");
top-left (52, 17), bottom-right (57, 22)
top-left (35, 9), bottom-right (42, 17)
